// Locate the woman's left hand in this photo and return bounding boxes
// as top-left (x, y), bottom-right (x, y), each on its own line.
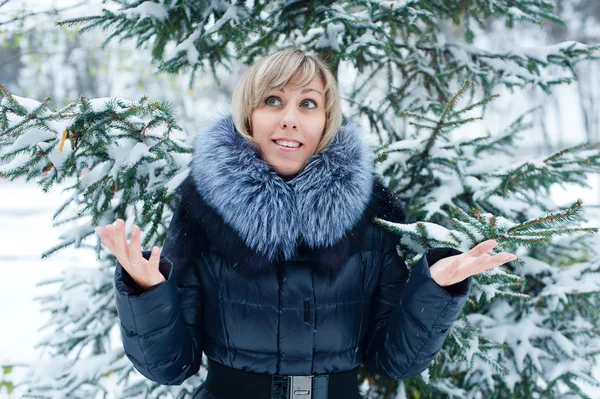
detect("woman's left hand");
top-left (429, 239), bottom-right (516, 287)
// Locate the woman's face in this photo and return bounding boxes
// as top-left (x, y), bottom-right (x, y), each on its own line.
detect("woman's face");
top-left (250, 76), bottom-right (326, 178)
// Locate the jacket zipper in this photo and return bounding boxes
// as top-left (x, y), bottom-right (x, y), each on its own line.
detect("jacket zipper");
top-left (304, 300), bottom-right (311, 323)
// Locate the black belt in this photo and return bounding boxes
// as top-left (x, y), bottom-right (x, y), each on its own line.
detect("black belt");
top-left (205, 358), bottom-right (359, 399)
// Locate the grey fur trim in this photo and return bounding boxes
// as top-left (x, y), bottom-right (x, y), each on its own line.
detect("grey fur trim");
top-left (190, 115), bottom-right (374, 262)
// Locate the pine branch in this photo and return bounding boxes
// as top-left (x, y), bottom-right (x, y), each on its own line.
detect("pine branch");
top-left (0, 0), bottom-right (88, 27)
top-left (0, 89), bottom-right (192, 266)
top-left (507, 200), bottom-right (586, 234)
top-left (440, 81), bottom-right (472, 122)
top-left (448, 94), bottom-right (500, 119)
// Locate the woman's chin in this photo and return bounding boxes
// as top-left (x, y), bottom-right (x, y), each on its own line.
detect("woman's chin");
top-left (272, 164), bottom-right (301, 179)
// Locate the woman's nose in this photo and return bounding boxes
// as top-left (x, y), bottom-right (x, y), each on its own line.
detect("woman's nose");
top-left (279, 107), bottom-right (299, 130)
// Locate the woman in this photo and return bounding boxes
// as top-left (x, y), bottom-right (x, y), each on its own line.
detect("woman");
top-left (95, 48), bottom-right (516, 399)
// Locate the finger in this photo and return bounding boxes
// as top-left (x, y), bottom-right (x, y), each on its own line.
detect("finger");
top-left (99, 225), bottom-right (117, 254)
top-left (439, 254), bottom-right (479, 284)
top-left (483, 252), bottom-right (517, 271)
top-left (95, 226), bottom-right (107, 243)
top-left (128, 224), bottom-right (144, 266)
top-left (470, 252), bottom-right (513, 275)
top-left (464, 239), bottom-right (497, 259)
top-left (466, 252), bottom-right (492, 275)
top-left (113, 219), bottom-right (129, 261)
top-left (148, 246), bottom-right (161, 271)
top-left (96, 226), bottom-right (111, 240)
top-left (104, 224), bottom-right (117, 250)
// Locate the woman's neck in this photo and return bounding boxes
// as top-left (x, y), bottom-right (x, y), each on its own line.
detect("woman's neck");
top-left (281, 174), bottom-right (296, 182)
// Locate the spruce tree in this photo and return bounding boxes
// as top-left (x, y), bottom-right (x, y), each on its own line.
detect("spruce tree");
top-left (369, 81), bottom-right (600, 398)
top-left (1, 1), bottom-right (599, 398)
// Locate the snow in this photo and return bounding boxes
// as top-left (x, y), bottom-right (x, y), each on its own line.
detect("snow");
top-left (540, 264), bottom-right (600, 298)
top-left (165, 169), bottom-right (190, 194)
top-left (507, 7), bottom-right (528, 20)
top-left (57, 221), bottom-right (96, 247)
top-left (373, 0), bottom-right (417, 8)
top-left (0, 152), bottom-right (31, 173)
top-left (123, 142), bottom-right (152, 167)
top-left (315, 22), bottom-right (345, 52)
top-left (1, 95), bottom-right (44, 113)
top-left (205, 6), bottom-right (240, 35)
top-left (515, 255), bottom-right (554, 276)
top-left (6, 128), bottom-right (56, 153)
top-left (106, 139), bottom-right (145, 177)
top-left (47, 135), bottom-right (73, 169)
top-left (346, 30), bottom-right (378, 53)
top-left (122, 1), bottom-right (169, 20)
top-left (464, 153), bottom-right (515, 175)
top-left (79, 161), bottom-right (112, 189)
top-left (512, 41), bottom-right (591, 63)
top-left (421, 176), bottom-right (465, 220)
top-left (447, 45), bottom-right (472, 67)
top-left (88, 98), bottom-right (135, 113)
top-left (172, 30), bottom-right (201, 66)
top-left (0, 180), bottom-right (98, 367)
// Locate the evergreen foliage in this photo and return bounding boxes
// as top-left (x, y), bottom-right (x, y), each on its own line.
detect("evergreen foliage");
top-left (371, 81), bottom-right (600, 398)
top-left (57, 0), bottom-right (599, 141)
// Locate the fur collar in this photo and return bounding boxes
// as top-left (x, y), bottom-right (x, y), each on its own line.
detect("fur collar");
top-left (188, 115), bottom-right (374, 269)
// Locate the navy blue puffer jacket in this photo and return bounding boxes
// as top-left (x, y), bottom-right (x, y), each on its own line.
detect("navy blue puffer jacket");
top-left (113, 116), bottom-right (471, 397)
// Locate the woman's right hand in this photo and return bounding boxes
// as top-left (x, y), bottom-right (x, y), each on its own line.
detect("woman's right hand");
top-left (95, 218), bottom-right (166, 291)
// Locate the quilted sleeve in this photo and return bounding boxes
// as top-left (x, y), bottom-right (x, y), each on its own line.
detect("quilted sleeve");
top-left (113, 200), bottom-right (204, 385)
top-left (362, 233), bottom-right (471, 380)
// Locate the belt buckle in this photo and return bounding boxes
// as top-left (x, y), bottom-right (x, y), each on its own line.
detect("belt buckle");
top-left (289, 375), bottom-right (313, 399)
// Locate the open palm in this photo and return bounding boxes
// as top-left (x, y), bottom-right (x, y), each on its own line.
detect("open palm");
top-left (430, 239), bottom-right (517, 287)
top-left (95, 218), bottom-right (165, 290)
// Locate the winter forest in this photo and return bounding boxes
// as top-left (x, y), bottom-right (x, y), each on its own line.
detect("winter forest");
top-left (1, 0), bottom-right (600, 398)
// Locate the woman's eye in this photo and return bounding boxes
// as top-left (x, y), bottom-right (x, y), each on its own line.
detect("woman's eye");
top-left (301, 99), bottom-right (317, 109)
top-left (266, 96), bottom-right (281, 106)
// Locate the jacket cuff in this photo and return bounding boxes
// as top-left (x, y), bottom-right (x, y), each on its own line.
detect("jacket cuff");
top-left (114, 250), bottom-right (173, 295)
top-left (113, 254), bottom-right (178, 335)
top-left (425, 247), bottom-right (470, 296)
top-left (400, 247), bottom-right (470, 332)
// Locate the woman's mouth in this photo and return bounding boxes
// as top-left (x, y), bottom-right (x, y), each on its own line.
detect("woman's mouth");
top-left (273, 139), bottom-right (302, 152)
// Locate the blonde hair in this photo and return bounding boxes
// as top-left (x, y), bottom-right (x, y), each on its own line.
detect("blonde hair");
top-left (231, 48), bottom-right (342, 154)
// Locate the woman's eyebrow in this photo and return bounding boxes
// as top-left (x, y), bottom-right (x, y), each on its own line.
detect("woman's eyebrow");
top-left (275, 87), bottom-right (324, 97)
top-left (300, 88), bottom-right (323, 96)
